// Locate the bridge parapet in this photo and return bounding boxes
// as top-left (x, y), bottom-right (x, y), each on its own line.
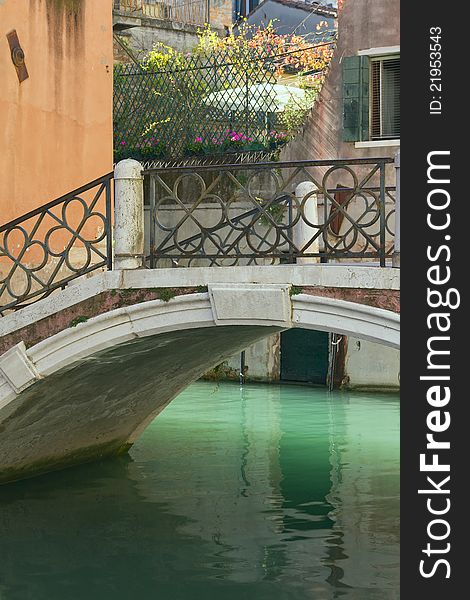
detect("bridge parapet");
top-left (142, 157), bottom-right (397, 269)
top-left (1, 156), bottom-right (398, 316)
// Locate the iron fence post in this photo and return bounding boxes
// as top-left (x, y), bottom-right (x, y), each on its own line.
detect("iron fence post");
top-left (379, 161), bottom-right (386, 267)
top-left (149, 173), bottom-right (156, 269)
top-left (322, 184), bottom-right (328, 264)
top-left (392, 150), bottom-right (400, 268)
top-left (288, 195), bottom-right (295, 264)
top-left (106, 178), bottom-right (113, 270)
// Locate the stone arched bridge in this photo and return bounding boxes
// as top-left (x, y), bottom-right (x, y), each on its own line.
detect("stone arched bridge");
top-left (0, 265), bottom-right (399, 484)
top-left (0, 157), bottom-right (400, 483)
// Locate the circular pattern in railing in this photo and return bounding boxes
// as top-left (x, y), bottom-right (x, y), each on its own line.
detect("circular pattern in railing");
top-left (148, 162), bottom-right (395, 267)
top-left (0, 179), bottom-right (111, 313)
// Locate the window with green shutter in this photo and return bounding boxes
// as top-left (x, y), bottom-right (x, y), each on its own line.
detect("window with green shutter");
top-left (342, 53), bottom-right (400, 143)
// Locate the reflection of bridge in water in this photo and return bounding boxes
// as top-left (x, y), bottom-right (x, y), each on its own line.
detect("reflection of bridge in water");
top-left (0, 382), bottom-right (400, 595)
top-left (0, 157), bottom-right (400, 484)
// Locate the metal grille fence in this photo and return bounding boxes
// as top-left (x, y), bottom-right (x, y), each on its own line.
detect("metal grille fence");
top-left (114, 56), bottom-right (282, 163)
top-left (144, 158), bottom-right (396, 268)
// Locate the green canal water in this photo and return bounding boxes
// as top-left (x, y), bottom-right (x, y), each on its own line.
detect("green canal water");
top-left (0, 382), bottom-right (399, 600)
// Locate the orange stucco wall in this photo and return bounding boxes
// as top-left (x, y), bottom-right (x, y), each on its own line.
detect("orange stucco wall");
top-left (0, 0), bottom-right (113, 224)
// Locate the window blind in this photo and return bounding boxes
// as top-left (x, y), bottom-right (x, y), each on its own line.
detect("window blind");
top-left (370, 57), bottom-right (400, 140)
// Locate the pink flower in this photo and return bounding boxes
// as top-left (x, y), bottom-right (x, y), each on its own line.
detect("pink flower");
top-left (194, 137), bottom-right (203, 143)
top-left (120, 141), bottom-right (126, 146)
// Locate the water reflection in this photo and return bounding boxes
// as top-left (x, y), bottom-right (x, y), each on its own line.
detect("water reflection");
top-left (0, 382), bottom-right (399, 599)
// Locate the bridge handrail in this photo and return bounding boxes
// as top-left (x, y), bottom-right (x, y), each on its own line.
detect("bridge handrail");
top-left (0, 173), bottom-right (114, 233)
top-left (144, 157), bottom-right (396, 268)
top-left (0, 173), bottom-right (113, 315)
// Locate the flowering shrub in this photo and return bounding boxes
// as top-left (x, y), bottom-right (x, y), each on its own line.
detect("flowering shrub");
top-left (139, 137), bottom-right (167, 159)
top-left (221, 131), bottom-right (254, 151)
top-left (181, 130), bottom-right (288, 157)
top-left (114, 21), bottom-right (334, 160)
top-left (114, 128), bottom-right (291, 162)
top-left (193, 22), bottom-right (335, 87)
top-left (183, 137), bottom-right (209, 156)
top-left (267, 130), bottom-right (288, 149)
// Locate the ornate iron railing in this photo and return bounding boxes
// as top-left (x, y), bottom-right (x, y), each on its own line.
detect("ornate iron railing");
top-left (0, 174), bottom-right (113, 314)
top-left (144, 158), bottom-right (396, 267)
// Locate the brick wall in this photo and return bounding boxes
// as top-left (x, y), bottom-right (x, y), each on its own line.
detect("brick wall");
top-left (210, 0), bottom-right (233, 30)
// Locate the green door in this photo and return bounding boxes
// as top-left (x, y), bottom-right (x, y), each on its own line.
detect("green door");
top-left (280, 329), bottom-right (329, 385)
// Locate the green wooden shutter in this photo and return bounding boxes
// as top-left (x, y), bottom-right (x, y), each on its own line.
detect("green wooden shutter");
top-left (342, 55), bottom-right (369, 142)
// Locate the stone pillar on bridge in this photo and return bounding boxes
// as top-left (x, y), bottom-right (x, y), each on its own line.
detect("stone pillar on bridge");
top-left (114, 159), bottom-right (145, 270)
top-left (294, 182), bottom-right (320, 265)
top-left (392, 151), bottom-right (400, 268)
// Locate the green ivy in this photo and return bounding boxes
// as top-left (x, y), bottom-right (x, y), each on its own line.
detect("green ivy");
top-left (69, 315), bottom-right (89, 327)
top-left (289, 286), bottom-right (303, 296)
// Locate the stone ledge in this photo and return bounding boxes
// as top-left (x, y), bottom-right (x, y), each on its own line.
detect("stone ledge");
top-left (0, 266), bottom-right (399, 343)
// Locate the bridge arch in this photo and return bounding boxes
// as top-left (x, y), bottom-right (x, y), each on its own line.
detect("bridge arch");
top-left (0, 288), bottom-right (399, 483)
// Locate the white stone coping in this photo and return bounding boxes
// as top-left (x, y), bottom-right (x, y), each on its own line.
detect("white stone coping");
top-left (0, 266), bottom-right (399, 340)
top-left (357, 46), bottom-right (400, 57)
top-left (293, 294), bottom-right (400, 350)
top-left (355, 140), bottom-right (400, 149)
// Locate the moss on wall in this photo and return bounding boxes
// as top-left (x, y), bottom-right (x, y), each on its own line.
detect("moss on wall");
top-left (29, 0), bottom-right (84, 16)
top-left (45, 0), bottom-right (83, 14)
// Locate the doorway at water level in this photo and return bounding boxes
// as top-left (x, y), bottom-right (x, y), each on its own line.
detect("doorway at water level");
top-left (280, 329), bottom-right (329, 386)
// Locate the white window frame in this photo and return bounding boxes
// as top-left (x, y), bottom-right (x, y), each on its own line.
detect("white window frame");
top-left (355, 47), bottom-right (400, 148)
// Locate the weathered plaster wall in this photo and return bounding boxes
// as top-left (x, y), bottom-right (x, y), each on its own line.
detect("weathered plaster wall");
top-left (281, 0), bottom-right (400, 162)
top-left (224, 330), bottom-right (400, 389)
top-left (343, 337), bottom-right (399, 390)
top-left (114, 18), bottom-right (201, 62)
top-left (0, 0), bottom-right (113, 222)
top-left (113, 1), bottom-right (231, 63)
top-left (226, 334), bottom-right (281, 383)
